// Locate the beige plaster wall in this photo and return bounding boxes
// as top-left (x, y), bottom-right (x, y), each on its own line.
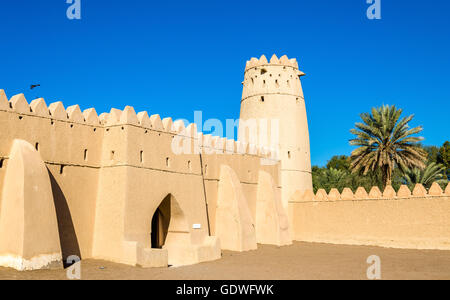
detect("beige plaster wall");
top-left (0, 89), bottom-right (284, 269)
top-left (290, 183), bottom-right (450, 250)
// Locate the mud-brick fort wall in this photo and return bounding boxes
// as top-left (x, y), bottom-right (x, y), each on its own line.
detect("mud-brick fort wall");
top-left (290, 183), bottom-right (450, 250)
top-left (0, 89), bottom-right (287, 269)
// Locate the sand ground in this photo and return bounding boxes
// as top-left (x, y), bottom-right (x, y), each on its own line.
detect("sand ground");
top-left (1, 242), bottom-right (450, 280)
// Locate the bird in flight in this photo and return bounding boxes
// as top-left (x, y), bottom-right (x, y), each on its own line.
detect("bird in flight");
top-left (30, 84), bottom-right (41, 90)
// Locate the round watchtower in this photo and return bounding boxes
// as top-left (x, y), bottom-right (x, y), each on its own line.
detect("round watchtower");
top-left (238, 54), bottom-right (313, 209)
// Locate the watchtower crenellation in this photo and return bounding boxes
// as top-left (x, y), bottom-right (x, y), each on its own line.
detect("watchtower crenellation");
top-left (241, 55), bottom-right (306, 102)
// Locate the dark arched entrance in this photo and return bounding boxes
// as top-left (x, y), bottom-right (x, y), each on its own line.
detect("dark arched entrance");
top-left (151, 194), bottom-right (171, 249)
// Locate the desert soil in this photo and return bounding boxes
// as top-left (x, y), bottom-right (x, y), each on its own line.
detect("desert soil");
top-left (1, 242), bottom-right (450, 280)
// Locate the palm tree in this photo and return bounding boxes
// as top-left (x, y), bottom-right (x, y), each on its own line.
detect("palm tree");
top-left (313, 168), bottom-right (348, 193)
top-left (404, 162), bottom-right (448, 189)
top-left (323, 168), bottom-right (347, 184)
top-left (349, 105), bottom-right (427, 187)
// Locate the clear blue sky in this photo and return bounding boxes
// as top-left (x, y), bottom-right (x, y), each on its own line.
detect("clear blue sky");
top-left (1, 0), bottom-right (449, 166)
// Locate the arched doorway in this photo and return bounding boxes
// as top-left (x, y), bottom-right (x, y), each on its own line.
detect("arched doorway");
top-left (150, 194), bottom-right (192, 266)
top-left (151, 194), bottom-right (171, 249)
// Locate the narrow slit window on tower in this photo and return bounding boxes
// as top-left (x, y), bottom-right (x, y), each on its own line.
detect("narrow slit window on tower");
top-left (288, 151), bottom-right (291, 159)
top-left (84, 149), bottom-right (88, 161)
top-left (0, 159), bottom-right (3, 168)
top-left (35, 143), bottom-right (39, 151)
top-left (110, 151), bottom-right (115, 160)
top-left (188, 160), bottom-right (192, 171)
top-left (166, 157), bottom-right (170, 167)
top-left (60, 165), bottom-right (65, 175)
top-left (140, 151), bottom-right (144, 163)
top-left (260, 96), bottom-right (265, 103)
top-left (275, 80), bottom-right (279, 87)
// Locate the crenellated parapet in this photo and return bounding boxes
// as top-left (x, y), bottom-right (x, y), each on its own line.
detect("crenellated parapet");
top-left (0, 90), bottom-right (101, 126)
top-left (245, 54), bottom-right (300, 72)
top-left (292, 183), bottom-right (450, 203)
top-left (241, 55), bottom-right (305, 101)
top-left (0, 90), bottom-right (106, 169)
top-left (290, 182), bottom-right (450, 250)
top-left (0, 89), bottom-right (197, 136)
top-left (0, 89), bottom-right (278, 168)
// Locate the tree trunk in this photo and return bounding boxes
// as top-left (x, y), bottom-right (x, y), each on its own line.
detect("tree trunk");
top-left (383, 165), bottom-right (392, 188)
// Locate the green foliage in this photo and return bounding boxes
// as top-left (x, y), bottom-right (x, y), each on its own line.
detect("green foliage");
top-left (313, 155), bottom-right (386, 193)
top-left (326, 155), bottom-right (350, 171)
top-left (349, 105), bottom-right (427, 188)
top-left (312, 167), bottom-right (348, 193)
top-left (404, 162), bottom-right (448, 189)
top-left (422, 145), bottom-right (440, 164)
top-left (439, 141), bottom-right (450, 179)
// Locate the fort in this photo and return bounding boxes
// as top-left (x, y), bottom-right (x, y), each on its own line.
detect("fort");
top-left (0, 54), bottom-right (449, 271)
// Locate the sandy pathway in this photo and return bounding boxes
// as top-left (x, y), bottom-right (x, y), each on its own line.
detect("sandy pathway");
top-left (1, 242), bottom-right (449, 280)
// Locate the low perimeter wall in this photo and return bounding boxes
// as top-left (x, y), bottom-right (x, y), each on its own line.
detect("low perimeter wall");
top-left (290, 183), bottom-right (450, 250)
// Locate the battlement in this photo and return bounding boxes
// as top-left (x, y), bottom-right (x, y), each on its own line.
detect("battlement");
top-left (290, 182), bottom-right (450, 250)
top-left (241, 55), bottom-right (305, 100)
top-left (0, 89), bottom-right (101, 126)
top-left (0, 89), bottom-right (277, 160)
top-left (293, 183), bottom-right (450, 203)
top-left (245, 54), bottom-right (301, 72)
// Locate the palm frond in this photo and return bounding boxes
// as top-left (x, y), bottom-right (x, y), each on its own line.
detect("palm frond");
top-left (349, 105), bottom-right (427, 188)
